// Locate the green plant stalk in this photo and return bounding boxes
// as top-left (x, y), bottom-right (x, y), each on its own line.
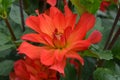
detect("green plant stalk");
top-left (19, 0), bottom-right (25, 32)
top-left (104, 6), bottom-right (120, 50)
top-left (107, 27), bottom-right (120, 49)
top-left (4, 18), bottom-right (16, 41)
top-left (42, 0), bottom-right (47, 13)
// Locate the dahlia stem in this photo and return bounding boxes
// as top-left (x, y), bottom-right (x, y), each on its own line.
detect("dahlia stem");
top-left (42, 0), bottom-right (47, 12)
top-left (4, 18), bottom-right (16, 41)
top-left (104, 6), bottom-right (120, 50)
top-left (19, 0), bottom-right (25, 32)
top-left (107, 27), bottom-right (120, 49)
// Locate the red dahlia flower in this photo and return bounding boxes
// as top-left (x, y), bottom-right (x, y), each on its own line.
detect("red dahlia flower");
top-left (100, 0), bottom-right (118, 12)
top-left (47, 0), bottom-right (56, 6)
top-left (9, 57), bottom-right (57, 80)
top-left (18, 5), bottom-right (102, 74)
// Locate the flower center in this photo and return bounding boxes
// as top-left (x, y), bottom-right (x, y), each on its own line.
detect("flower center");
top-left (53, 29), bottom-right (66, 49)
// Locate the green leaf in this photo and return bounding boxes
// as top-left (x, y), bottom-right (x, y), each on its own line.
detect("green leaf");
top-left (0, 44), bottom-right (15, 51)
top-left (112, 37), bottom-right (120, 60)
top-left (81, 58), bottom-right (96, 80)
top-left (70, 0), bottom-right (102, 14)
top-left (60, 62), bottom-right (77, 80)
top-left (98, 50), bottom-right (113, 60)
top-left (70, 0), bottom-right (86, 15)
top-left (0, 49), bottom-right (12, 58)
top-left (94, 67), bottom-right (120, 80)
top-left (0, 60), bottom-right (14, 76)
top-left (9, 4), bottom-right (28, 24)
top-left (0, 32), bottom-right (10, 45)
top-left (94, 68), bottom-right (116, 80)
top-left (81, 50), bottom-right (99, 58)
top-left (89, 45), bottom-right (113, 60)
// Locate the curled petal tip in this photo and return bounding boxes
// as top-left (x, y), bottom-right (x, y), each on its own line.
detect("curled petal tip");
top-left (88, 30), bottom-right (102, 44)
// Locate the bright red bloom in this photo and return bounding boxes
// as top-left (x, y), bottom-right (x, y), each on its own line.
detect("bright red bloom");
top-left (9, 57), bottom-right (57, 80)
top-left (18, 5), bottom-right (102, 74)
top-left (100, 0), bottom-right (118, 12)
top-left (47, 0), bottom-right (56, 6)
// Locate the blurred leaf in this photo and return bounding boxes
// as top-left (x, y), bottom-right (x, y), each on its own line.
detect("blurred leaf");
top-left (98, 50), bottom-right (113, 60)
top-left (60, 62), bottom-right (77, 80)
top-left (81, 50), bottom-right (99, 58)
top-left (70, 0), bottom-right (102, 14)
top-left (9, 4), bottom-right (28, 24)
top-left (70, 0), bottom-right (86, 15)
top-left (0, 60), bottom-right (14, 76)
top-left (112, 37), bottom-right (120, 60)
top-left (0, 32), bottom-right (10, 45)
top-left (81, 57), bottom-right (96, 80)
top-left (94, 66), bottom-right (120, 80)
top-left (103, 61), bottom-right (120, 75)
top-left (0, 44), bottom-right (15, 51)
top-left (0, 0), bottom-right (15, 18)
top-left (83, 45), bottom-right (113, 60)
top-left (0, 49), bottom-right (12, 58)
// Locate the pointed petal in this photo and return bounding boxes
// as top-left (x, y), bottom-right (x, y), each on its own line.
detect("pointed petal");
top-left (68, 13), bottom-right (96, 43)
top-left (54, 49), bottom-right (65, 62)
top-left (64, 5), bottom-right (77, 29)
top-left (26, 16), bottom-right (41, 33)
top-left (18, 42), bottom-right (41, 59)
top-left (66, 51), bottom-right (84, 65)
top-left (47, 0), bottom-right (57, 6)
top-left (40, 49), bottom-right (55, 66)
top-left (22, 33), bottom-right (47, 44)
top-left (50, 7), bottom-right (66, 33)
top-left (76, 13), bottom-right (96, 31)
top-left (64, 5), bottom-right (73, 16)
top-left (50, 59), bottom-right (66, 74)
top-left (39, 14), bottom-right (55, 37)
top-left (50, 7), bottom-right (61, 18)
top-left (14, 60), bottom-right (30, 80)
top-left (67, 40), bottom-right (91, 51)
top-left (53, 14), bottom-right (66, 33)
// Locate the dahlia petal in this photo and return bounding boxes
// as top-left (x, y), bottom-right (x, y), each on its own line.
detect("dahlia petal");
top-left (64, 5), bottom-right (73, 16)
top-left (64, 27), bottom-right (72, 39)
top-left (18, 42), bottom-right (41, 59)
top-left (87, 30), bottom-right (102, 44)
top-left (76, 13), bottom-right (96, 31)
top-left (40, 49), bottom-right (55, 66)
top-left (68, 13), bottom-right (96, 43)
top-left (53, 13), bottom-right (66, 33)
top-left (47, 0), bottom-right (56, 6)
top-left (50, 7), bottom-right (61, 18)
top-left (26, 16), bottom-right (41, 33)
top-left (54, 49), bottom-right (65, 62)
top-left (39, 14), bottom-right (55, 36)
top-left (14, 60), bottom-right (30, 80)
top-left (50, 59), bottom-right (66, 74)
top-left (66, 51), bottom-right (84, 65)
top-left (50, 7), bottom-right (66, 32)
top-left (67, 40), bottom-right (91, 51)
top-left (22, 33), bottom-right (46, 44)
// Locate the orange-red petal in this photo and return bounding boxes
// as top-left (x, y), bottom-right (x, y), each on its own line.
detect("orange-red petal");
top-left (18, 42), bottom-right (41, 59)
top-left (87, 30), bottom-right (102, 44)
top-left (22, 33), bottom-right (46, 44)
top-left (67, 13), bottom-right (96, 43)
top-left (26, 16), bottom-right (41, 33)
top-left (14, 60), bottom-right (30, 80)
top-left (40, 49), bottom-right (55, 66)
top-left (50, 59), bottom-right (66, 74)
top-left (47, 0), bottom-right (56, 6)
top-left (66, 51), bottom-right (84, 65)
